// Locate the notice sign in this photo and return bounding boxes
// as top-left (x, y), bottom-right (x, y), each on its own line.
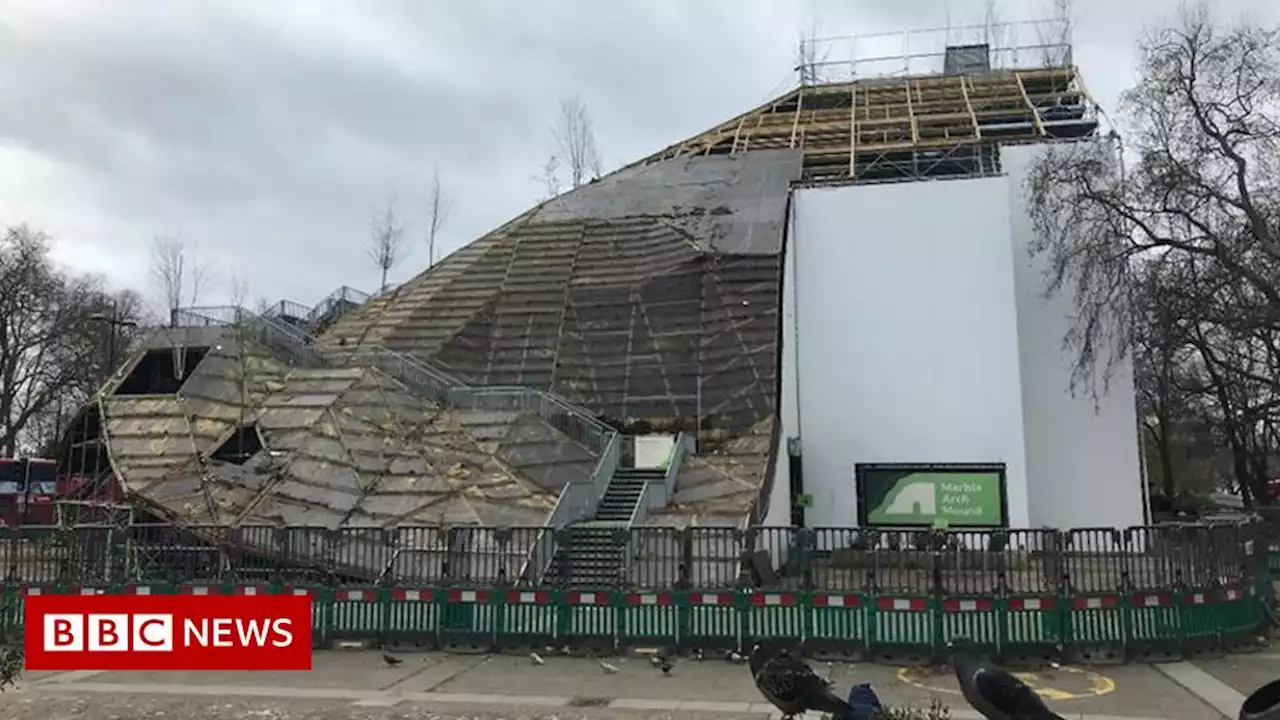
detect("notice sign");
top-left (24, 593), bottom-right (312, 671)
top-left (857, 463), bottom-right (1007, 528)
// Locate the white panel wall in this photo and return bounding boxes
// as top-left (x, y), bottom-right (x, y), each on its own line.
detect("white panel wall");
top-left (1003, 145), bottom-right (1145, 529)
top-left (788, 178), bottom-right (1031, 529)
top-left (763, 211), bottom-right (803, 530)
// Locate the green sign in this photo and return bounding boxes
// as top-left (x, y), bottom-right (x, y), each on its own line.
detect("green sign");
top-left (858, 464), bottom-right (1006, 528)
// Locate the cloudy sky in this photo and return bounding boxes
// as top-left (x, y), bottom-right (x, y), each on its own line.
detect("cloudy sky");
top-left (0, 0), bottom-right (1272, 313)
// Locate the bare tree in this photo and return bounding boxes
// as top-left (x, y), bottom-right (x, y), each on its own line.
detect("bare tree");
top-left (367, 196), bottom-right (406, 292)
top-left (0, 226), bottom-right (145, 456)
top-left (550, 95), bottom-right (603, 190)
top-left (149, 232), bottom-right (212, 326)
top-left (229, 272), bottom-right (251, 409)
top-left (534, 155), bottom-right (562, 200)
top-left (796, 17), bottom-right (824, 85)
top-left (25, 287), bottom-right (148, 455)
top-left (425, 168), bottom-right (453, 267)
top-left (1025, 6), bottom-right (1280, 503)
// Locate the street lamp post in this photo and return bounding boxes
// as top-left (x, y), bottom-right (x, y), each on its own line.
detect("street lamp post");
top-left (89, 300), bottom-right (139, 383)
top-left (78, 300), bottom-right (139, 502)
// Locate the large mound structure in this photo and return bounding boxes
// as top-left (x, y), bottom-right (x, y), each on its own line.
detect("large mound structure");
top-left (315, 150), bottom-right (802, 526)
top-left (43, 58), bottom-right (1095, 583)
top-left (319, 151), bottom-right (797, 435)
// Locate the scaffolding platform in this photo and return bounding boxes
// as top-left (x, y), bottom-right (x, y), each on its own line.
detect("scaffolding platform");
top-left (634, 20), bottom-right (1097, 183)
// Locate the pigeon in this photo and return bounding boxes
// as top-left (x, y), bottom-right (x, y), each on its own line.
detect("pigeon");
top-left (530, 652), bottom-right (545, 665)
top-left (382, 653), bottom-right (403, 667)
top-left (650, 654), bottom-right (673, 674)
top-left (600, 660), bottom-right (620, 674)
top-left (948, 636), bottom-right (1065, 720)
top-left (839, 683), bottom-right (886, 720)
top-left (749, 640), bottom-right (854, 719)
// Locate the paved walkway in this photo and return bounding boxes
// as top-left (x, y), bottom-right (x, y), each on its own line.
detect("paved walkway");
top-left (4, 650), bottom-right (1276, 720)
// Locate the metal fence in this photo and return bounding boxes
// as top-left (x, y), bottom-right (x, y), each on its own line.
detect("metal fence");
top-left (0, 522), bottom-right (1270, 663)
top-left (0, 523), bottom-right (1266, 590)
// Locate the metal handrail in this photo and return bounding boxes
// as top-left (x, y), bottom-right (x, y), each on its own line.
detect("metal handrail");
top-left (622, 433), bottom-right (689, 581)
top-left (525, 431), bottom-right (622, 584)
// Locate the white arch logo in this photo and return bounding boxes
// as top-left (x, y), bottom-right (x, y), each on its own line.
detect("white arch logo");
top-left (883, 479), bottom-right (937, 516)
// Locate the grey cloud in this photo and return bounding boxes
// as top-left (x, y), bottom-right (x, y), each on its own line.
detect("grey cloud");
top-left (1, 0), bottom-right (1272, 308)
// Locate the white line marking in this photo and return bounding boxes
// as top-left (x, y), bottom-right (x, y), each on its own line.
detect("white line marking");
top-left (1155, 662), bottom-right (1246, 719)
top-left (31, 670), bottom-right (108, 685)
top-left (350, 698), bottom-right (400, 707)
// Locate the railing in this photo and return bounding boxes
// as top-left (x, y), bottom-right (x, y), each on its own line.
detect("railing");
top-left (261, 299), bottom-right (312, 322)
top-left (3, 522), bottom-right (1270, 661)
top-left (304, 285), bottom-right (371, 328)
top-left (523, 433), bottom-right (622, 584)
top-left (173, 305), bottom-right (614, 454)
top-left (0, 522), bottom-right (1270, 595)
top-left (622, 433), bottom-right (692, 581)
top-left (173, 307), bottom-right (330, 368)
top-left (627, 433), bottom-right (692, 529)
top-left (800, 19), bottom-right (1074, 84)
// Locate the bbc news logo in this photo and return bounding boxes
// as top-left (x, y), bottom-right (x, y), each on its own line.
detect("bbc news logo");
top-left (44, 614), bottom-right (295, 651)
top-left (25, 593), bottom-right (312, 671)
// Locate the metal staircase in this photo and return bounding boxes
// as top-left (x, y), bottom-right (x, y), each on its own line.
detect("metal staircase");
top-left (541, 468), bottom-right (663, 586)
top-left (531, 434), bottom-right (694, 588)
top-left (260, 286), bottom-right (372, 336)
top-left (594, 468), bottom-right (660, 522)
top-left (544, 524), bottom-right (626, 588)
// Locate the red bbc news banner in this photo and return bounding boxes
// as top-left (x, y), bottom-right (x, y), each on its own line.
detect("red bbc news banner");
top-left (24, 593), bottom-right (312, 671)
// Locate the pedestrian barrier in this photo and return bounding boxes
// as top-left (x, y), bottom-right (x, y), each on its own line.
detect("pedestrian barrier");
top-left (0, 521), bottom-right (1273, 663)
top-left (0, 581), bottom-right (1267, 663)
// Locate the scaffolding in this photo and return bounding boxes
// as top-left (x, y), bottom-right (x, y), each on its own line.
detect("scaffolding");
top-left (800, 19), bottom-right (1074, 84)
top-left (636, 19), bottom-right (1097, 184)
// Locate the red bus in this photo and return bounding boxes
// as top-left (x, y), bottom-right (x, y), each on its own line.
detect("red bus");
top-left (0, 457), bottom-right (58, 526)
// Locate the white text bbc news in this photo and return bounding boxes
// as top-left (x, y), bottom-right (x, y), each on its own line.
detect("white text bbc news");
top-left (43, 614), bottom-right (295, 652)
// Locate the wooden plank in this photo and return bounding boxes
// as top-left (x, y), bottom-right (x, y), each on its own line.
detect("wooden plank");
top-left (807, 135), bottom-right (987, 157)
top-left (743, 112), bottom-right (766, 153)
top-left (789, 90), bottom-right (805, 148)
top-left (730, 117), bottom-right (748, 154)
top-left (960, 76), bottom-right (981, 140)
top-left (1014, 72), bottom-right (1045, 136)
top-left (905, 80), bottom-right (918, 145)
top-left (848, 83), bottom-right (858, 175)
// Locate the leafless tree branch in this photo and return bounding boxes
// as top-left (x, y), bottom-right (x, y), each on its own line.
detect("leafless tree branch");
top-left (1026, 5), bottom-right (1280, 504)
top-left (367, 196), bottom-right (406, 292)
top-left (426, 168), bottom-right (453, 267)
top-left (149, 232), bottom-right (212, 325)
top-left (0, 226), bottom-right (146, 456)
top-left (551, 95), bottom-right (603, 190)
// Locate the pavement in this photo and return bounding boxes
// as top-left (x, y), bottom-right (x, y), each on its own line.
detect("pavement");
top-left (1, 649), bottom-right (1277, 720)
